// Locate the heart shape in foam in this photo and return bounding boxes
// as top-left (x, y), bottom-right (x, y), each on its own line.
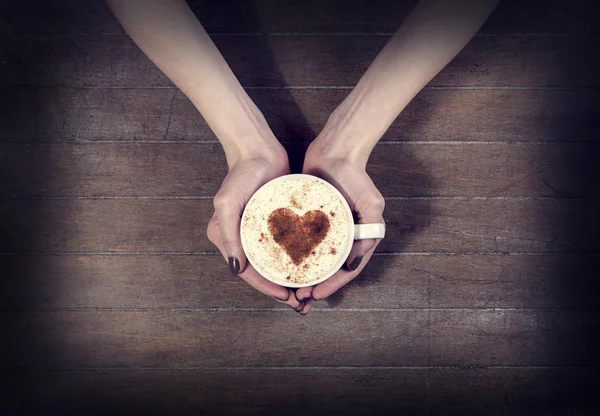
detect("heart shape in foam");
top-left (267, 208), bottom-right (330, 265)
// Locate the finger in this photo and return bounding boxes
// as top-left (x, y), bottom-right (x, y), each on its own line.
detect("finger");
top-left (346, 238), bottom-right (377, 271)
top-left (213, 191), bottom-right (247, 275)
top-left (299, 298), bottom-right (315, 315)
top-left (207, 214), bottom-right (229, 260)
top-left (272, 289), bottom-right (302, 310)
top-left (347, 220), bottom-right (383, 269)
top-left (313, 242), bottom-right (378, 300)
top-left (296, 286), bottom-right (313, 302)
top-left (239, 266), bottom-right (291, 301)
top-left (286, 289), bottom-right (301, 309)
top-left (209, 215), bottom-right (290, 301)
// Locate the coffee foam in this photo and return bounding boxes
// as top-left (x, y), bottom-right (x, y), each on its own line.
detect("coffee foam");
top-left (241, 176), bottom-right (352, 286)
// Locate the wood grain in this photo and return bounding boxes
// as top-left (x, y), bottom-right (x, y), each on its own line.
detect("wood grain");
top-left (0, 254), bottom-right (598, 310)
top-left (0, 142), bottom-right (597, 197)
top-left (2, 0), bottom-right (599, 35)
top-left (1, 35), bottom-right (598, 87)
top-left (1, 309), bottom-right (598, 368)
top-left (0, 199), bottom-right (597, 253)
top-left (1, 0), bottom-right (599, 414)
top-left (1, 368), bottom-right (598, 415)
top-left (2, 88), bottom-right (599, 143)
top-left (0, 87), bottom-right (177, 142)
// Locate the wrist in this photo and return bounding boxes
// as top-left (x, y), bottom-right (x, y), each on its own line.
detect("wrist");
top-left (311, 103), bottom-right (379, 167)
top-left (221, 124), bottom-right (284, 163)
top-left (313, 76), bottom-right (407, 166)
top-left (223, 131), bottom-right (287, 170)
top-left (196, 87), bottom-right (286, 168)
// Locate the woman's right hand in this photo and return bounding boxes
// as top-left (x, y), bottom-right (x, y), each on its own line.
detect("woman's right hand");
top-left (106, 1), bottom-right (305, 314)
top-left (207, 147), bottom-right (305, 312)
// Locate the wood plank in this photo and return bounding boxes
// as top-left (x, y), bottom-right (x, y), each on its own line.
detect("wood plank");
top-left (0, 87), bottom-right (177, 142)
top-left (0, 254), bottom-right (598, 310)
top-left (2, 0), bottom-right (599, 35)
top-left (0, 143), bottom-right (227, 197)
top-left (425, 367), bottom-right (600, 416)
top-left (1, 35), bottom-right (598, 87)
top-left (0, 199), bottom-right (597, 253)
top-left (3, 88), bottom-right (599, 143)
top-left (368, 142), bottom-right (600, 197)
top-left (1, 368), bottom-right (598, 415)
top-left (482, 0), bottom-right (600, 34)
top-left (253, 87), bottom-right (600, 143)
top-left (1, 310), bottom-right (598, 368)
top-left (0, 142), bottom-right (598, 197)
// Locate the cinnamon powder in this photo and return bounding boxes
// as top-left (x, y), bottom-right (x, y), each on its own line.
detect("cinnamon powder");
top-left (267, 208), bottom-right (330, 265)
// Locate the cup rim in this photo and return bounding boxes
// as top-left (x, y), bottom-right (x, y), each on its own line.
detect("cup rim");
top-left (240, 174), bottom-right (354, 288)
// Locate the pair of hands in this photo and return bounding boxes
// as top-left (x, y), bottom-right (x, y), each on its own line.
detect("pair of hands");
top-left (207, 138), bottom-right (385, 315)
top-left (109, 0), bottom-right (496, 313)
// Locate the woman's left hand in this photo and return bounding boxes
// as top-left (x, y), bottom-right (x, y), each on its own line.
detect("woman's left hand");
top-left (295, 138), bottom-right (385, 314)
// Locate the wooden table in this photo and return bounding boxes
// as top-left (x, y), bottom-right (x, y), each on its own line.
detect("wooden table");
top-left (1, 0), bottom-right (599, 414)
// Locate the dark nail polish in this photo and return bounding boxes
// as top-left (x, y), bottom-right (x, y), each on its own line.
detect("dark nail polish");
top-left (348, 256), bottom-right (363, 271)
top-left (229, 257), bottom-right (240, 275)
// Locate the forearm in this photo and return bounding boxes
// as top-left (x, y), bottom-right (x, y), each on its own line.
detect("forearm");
top-left (319, 0), bottom-right (499, 164)
top-left (106, 0), bottom-right (280, 165)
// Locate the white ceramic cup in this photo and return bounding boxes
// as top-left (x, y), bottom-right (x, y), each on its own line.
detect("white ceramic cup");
top-left (240, 174), bottom-right (385, 288)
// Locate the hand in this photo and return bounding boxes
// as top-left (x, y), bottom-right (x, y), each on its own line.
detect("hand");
top-left (207, 147), bottom-right (305, 312)
top-left (295, 139), bottom-right (385, 314)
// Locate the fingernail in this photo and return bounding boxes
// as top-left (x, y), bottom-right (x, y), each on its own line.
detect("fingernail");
top-left (229, 257), bottom-right (240, 275)
top-left (348, 256), bottom-right (363, 271)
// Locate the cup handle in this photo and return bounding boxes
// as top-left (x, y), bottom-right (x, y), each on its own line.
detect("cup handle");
top-left (354, 223), bottom-right (386, 240)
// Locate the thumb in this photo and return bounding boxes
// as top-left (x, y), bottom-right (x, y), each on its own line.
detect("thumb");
top-left (214, 193), bottom-right (247, 275)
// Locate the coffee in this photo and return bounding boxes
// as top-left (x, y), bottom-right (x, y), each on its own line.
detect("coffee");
top-left (241, 175), bottom-right (352, 287)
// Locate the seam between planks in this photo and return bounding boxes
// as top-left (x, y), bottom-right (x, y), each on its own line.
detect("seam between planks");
top-left (3, 32), bottom-right (600, 37)
top-left (1, 140), bottom-right (597, 144)
top-left (1, 252), bottom-right (599, 256)
top-left (0, 307), bottom-right (597, 313)
top-left (0, 196), bottom-right (596, 201)
top-left (1, 365), bottom-right (598, 372)
top-left (2, 85), bottom-right (598, 91)
top-left (0, 252), bottom-right (599, 256)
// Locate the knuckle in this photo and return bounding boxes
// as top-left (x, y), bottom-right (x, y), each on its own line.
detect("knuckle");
top-left (213, 192), bottom-right (230, 211)
top-left (206, 222), bottom-right (218, 244)
top-left (374, 196), bottom-right (385, 212)
top-left (365, 193), bottom-right (385, 216)
top-left (214, 190), bottom-right (244, 215)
